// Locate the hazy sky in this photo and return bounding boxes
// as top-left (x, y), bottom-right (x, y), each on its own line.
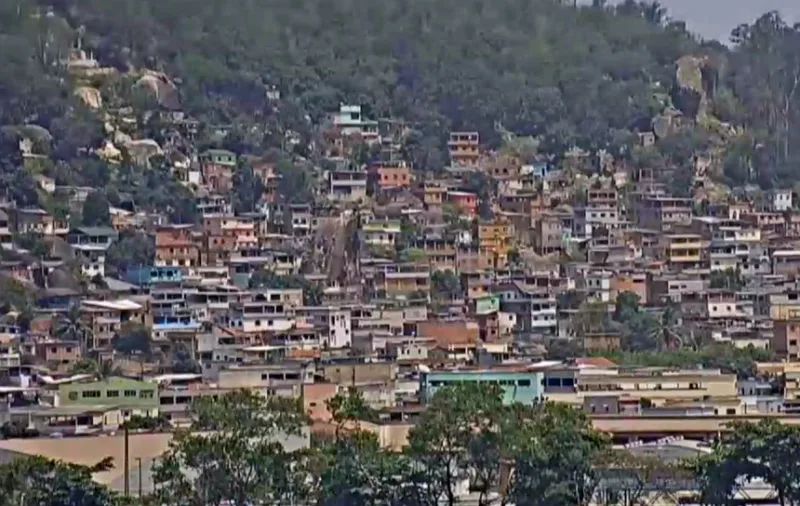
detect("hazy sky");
top-left (593, 0), bottom-right (800, 42)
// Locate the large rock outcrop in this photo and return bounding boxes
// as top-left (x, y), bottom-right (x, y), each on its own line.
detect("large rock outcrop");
top-left (135, 70), bottom-right (181, 110)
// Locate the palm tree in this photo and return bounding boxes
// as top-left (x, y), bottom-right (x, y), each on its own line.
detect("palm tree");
top-left (55, 304), bottom-right (92, 357)
top-left (650, 305), bottom-right (685, 349)
top-left (69, 357), bottom-right (121, 380)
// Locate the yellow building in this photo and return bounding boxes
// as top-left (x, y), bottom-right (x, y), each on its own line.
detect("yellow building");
top-left (662, 234), bottom-right (706, 268)
top-left (543, 367), bottom-right (737, 406)
top-left (476, 218), bottom-right (514, 269)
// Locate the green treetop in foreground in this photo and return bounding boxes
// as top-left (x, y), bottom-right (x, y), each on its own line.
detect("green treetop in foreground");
top-left (3, 386), bottom-right (800, 506)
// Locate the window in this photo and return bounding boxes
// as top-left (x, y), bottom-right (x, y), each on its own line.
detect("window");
top-left (140, 390), bottom-right (154, 399)
top-left (82, 390), bottom-right (101, 398)
top-left (124, 390), bottom-right (137, 397)
top-left (107, 390), bottom-right (119, 398)
top-left (68, 391), bottom-right (78, 401)
top-left (517, 379), bottom-right (531, 387)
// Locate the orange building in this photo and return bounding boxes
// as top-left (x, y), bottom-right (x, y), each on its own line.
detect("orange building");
top-left (448, 131), bottom-right (480, 166)
top-left (369, 160), bottom-right (412, 193)
top-left (155, 225), bottom-right (201, 269)
top-left (447, 191), bottom-right (478, 217)
top-left (611, 270), bottom-right (649, 304)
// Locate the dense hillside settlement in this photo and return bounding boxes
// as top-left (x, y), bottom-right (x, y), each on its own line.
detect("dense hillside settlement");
top-left (5, 0), bottom-right (800, 505)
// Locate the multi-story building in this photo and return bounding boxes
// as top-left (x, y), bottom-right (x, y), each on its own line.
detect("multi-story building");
top-left (472, 294), bottom-right (501, 342)
top-left (543, 367), bottom-right (738, 406)
top-left (773, 320), bottom-right (800, 360)
top-left (534, 211), bottom-right (569, 255)
top-left (155, 225), bottom-right (201, 269)
top-left (372, 264), bottom-right (430, 299)
top-left (81, 299), bottom-right (147, 350)
top-left (448, 131), bottom-right (480, 166)
top-left (661, 234), bottom-right (706, 270)
top-left (496, 282), bottom-right (557, 335)
top-left (297, 306), bottom-right (352, 349)
top-left (225, 297), bottom-right (297, 334)
top-left (447, 191), bottom-right (478, 217)
top-left (416, 182), bottom-right (447, 210)
top-left (331, 104), bottom-right (380, 144)
top-left (573, 205), bottom-right (621, 239)
top-left (368, 160), bottom-right (412, 193)
top-left (636, 196), bottom-right (692, 230)
top-left (362, 221), bottom-right (401, 249)
top-left (773, 250), bottom-right (800, 277)
top-left (476, 218), bottom-right (513, 269)
top-left (413, 234), bottom-right (457, 271)
top-left (328, 168), bottom-right (368, 202)
top-left (67, 226), bottom-right (119, 278)
top-left (200, 149), bottom-right (237, 193)
top-left (57, 377), bottom-right (159, 419)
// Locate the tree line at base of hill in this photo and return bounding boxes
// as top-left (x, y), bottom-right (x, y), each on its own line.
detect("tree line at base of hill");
top-left (3, 386), bottom-right (800, 506)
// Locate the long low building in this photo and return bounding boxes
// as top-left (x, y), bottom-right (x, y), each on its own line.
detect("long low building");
top-left (352, 413), bottom-right (800, 449)
top-left (0, 428), bottom-right (310, 493)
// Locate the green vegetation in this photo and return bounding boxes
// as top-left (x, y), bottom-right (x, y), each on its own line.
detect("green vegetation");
top-left (0, 0), bottom-right (796, 221)
top-left (596, 346), bottom-right (775, 377)
top-left (3, 386), bottom-right (799, 505)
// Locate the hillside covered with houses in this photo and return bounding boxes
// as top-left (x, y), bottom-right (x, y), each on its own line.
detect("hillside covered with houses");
top-left (3, 0), bottom-right (800, 505)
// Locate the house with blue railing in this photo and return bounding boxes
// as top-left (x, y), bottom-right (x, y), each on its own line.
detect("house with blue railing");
top-left (125, 266), bottom-right (183, 287)
top-left (420, 367), bottom-right (544, 405)
top-left (152, 312), bottom-right (201, 334)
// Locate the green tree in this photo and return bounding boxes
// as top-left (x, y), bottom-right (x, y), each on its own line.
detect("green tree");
top-left (55, 304), bottom-right (92, 356)
top-left (0, 456), bottom-right (118, 506)
top-left (111, 321), bottom-right (152, 356)
top-left (105, 230), bottom-right (155, 275)
top-left (509, 403), bottom-right (611, 506)
top-left (81, 190), bottom-right (111, 227)
top-left (407, 382), bottom-right (506, 506)
top-left (695, 419), bottom-right (800, 506)
top-left (318, 430), bottom-right (416, 506)
top-left (613, 291), bottom-right (641, 323)
top-left (431, 270), bottom-right (462, 301)
top-left (232, 160), bottom-right (266, 214)
top-left (275, 159), bottom-right (313, 204)
top-left (152, 390), bottom-right (309, 506)
top-left (709, 268), bottom-right (745, 290)
top-left (327, 389), bottom-right (378, 435)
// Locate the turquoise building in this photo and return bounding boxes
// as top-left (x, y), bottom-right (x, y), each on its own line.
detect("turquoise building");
top-left (420, 369), bottom-right (544, 405)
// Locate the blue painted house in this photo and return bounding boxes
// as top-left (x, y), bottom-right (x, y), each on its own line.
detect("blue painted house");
top-left (420, 369), bottom-right (544, 405)
top-left (125, 266), bottom-right (183, 287)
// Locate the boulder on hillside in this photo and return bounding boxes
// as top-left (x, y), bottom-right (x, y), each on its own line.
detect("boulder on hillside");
top-left (74, 86), bottom-right (103, 109)
top-left (135, 70), bottom-right (181, 110)
top-left (125, 139), bottom-right (162, 165)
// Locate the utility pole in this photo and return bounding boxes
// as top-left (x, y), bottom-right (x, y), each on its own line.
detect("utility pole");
top-left (123, 424), bottom-right (130, 496)
top-left (136, 457), bottom-right (143, 498)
